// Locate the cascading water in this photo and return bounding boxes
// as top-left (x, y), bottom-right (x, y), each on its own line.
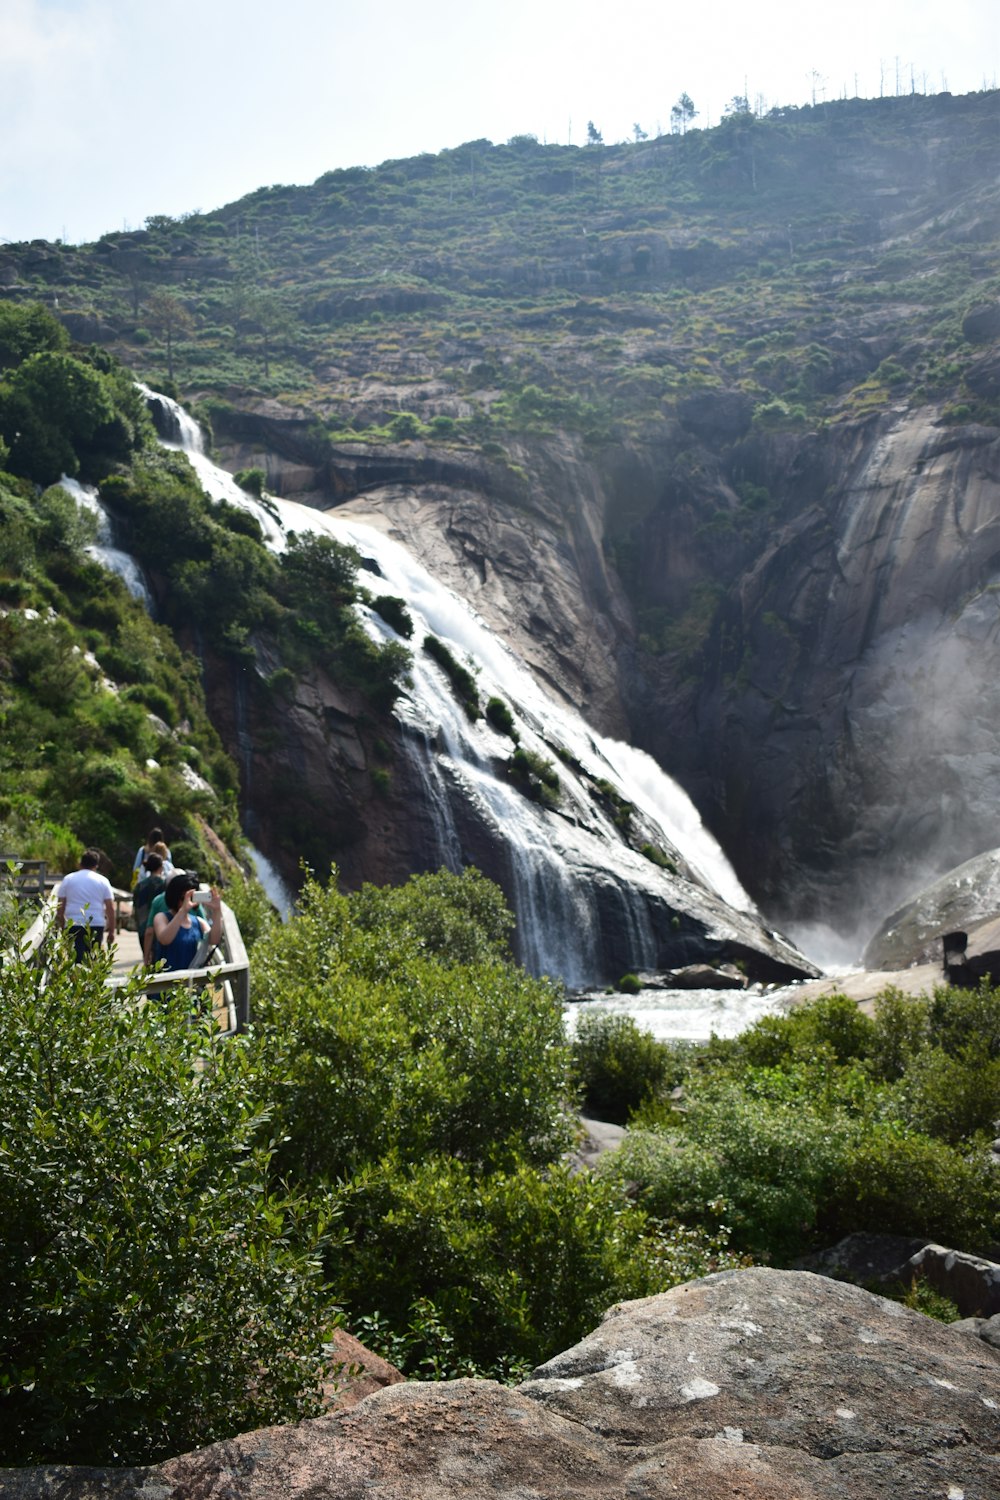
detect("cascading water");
top-left (138, 384), bottom-right (286, 548)
top-left (245, 841), bottom-right (296, 918)
top-left (133, 390), bottom-right (810, 986)
top-left (59, 476), bottom-right (152, 607)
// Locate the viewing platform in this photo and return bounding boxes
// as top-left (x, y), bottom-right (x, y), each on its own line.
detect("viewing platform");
top-left (3, 859), bottom-right (250, 1036)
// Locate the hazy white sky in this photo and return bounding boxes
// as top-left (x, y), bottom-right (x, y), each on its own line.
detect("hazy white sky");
top-left (2, 0), bottom-right (998, 245)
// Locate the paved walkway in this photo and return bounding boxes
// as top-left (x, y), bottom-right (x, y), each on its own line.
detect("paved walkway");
top-left (110, 928), bottom-right (144, 977)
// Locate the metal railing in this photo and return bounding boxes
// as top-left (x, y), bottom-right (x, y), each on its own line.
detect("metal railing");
top-left (13, 890), bottom-right (251, 1035)
top-left (130, 900), bottom-right (251, 1035)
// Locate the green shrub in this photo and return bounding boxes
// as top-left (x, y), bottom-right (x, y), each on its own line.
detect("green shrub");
top-left (372, 593), bottom-right (413, 637)
top-left (233, 466), bottom-right (266, 496)
top-left (594, 779), bottom-right (635, 832)
top-left (333, 1154), bottom-right (730, 1374)
top-left (422, 634), bottom-right (480, 717)
top-left (822, 1125), bottom-right (998, 1249)
top-left (869, 987), bottom-right (932, 1078)
top-left (122, 681), bottom-right (177, 727)
top-left (485, 695), bottom-right (517, 738)
top-left (928, 982), bottom-right (1000, 1058)
top-left (388, 411), bottom-right (424, 440)
top-left (572, 1009), bottom-right (674, 1123)
top-left (0, 934), bottom-right (335, 1466)
top-left (736, 994), bottom-right (877, 1069)
top-left (641, 842), bottom-right (677, 872)
top-left (675, 1090), bottom-right (854, 1260)
top-left (899, 1044), bottom-right (1000, 1144)
top-left (881, 1276), bottom-right (962, 1324)
top-left (249, 868), bottom-right (572, 1181)
top-left (507, 746), bottom-right (560, 805)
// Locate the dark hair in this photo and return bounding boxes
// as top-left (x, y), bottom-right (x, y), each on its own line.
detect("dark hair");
top-left (143, 853), bottom-right (164, 874)
top-left (80, 849), bottom-right (100, 870)
top-left (165, 872), bottom-right (198, 912)
top-left (146, 827), bottom-right (164, 847)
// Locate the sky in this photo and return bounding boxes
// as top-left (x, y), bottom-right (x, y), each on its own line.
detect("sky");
top-left (2, 0), bottom-right (998, 247)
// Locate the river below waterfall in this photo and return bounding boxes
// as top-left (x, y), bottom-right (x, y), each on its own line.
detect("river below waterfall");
top-left (564, 981), bottom-right (800, 1044)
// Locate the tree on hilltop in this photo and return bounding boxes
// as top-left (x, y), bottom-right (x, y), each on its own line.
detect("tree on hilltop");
top-left (671, 93), bottom-right (698, 133)
top-left (145, 290), bottom-right (194, 383)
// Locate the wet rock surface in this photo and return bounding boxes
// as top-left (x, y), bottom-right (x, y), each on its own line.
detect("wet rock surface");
top-left (864, 845), bottom-right (1000, 969)
top-left (10, 1268), bottom-right (1000, 1499)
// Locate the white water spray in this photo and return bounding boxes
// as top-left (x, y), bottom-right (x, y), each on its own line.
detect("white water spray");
top-left (59, 476), bottom-right (152, 606)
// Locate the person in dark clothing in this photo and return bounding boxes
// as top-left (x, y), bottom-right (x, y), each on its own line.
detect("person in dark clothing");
top-left (132, 852), bottom-right (167, 950)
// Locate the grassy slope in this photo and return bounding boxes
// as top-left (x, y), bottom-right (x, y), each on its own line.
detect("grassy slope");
top-left (3, 91), bottom-right (997, 440)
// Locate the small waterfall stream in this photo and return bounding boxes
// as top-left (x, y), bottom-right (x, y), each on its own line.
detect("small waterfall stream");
top-left (59, 476), bottom-right (152, 607)
top-left (81, 388), bottom-right (809, 993)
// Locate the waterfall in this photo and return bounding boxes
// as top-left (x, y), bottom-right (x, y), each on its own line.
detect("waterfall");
top-left (245, 842), bottom-right (296, 919)
top-left (59, 476), bottom-right (152, 607)
top-left (138, 391), bottom-right (805, 985)
top-left (138, 384), bottom-right (286, 548)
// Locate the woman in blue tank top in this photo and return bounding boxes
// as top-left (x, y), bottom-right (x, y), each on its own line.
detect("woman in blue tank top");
top-left (152, 872), bottom-right (223, 971)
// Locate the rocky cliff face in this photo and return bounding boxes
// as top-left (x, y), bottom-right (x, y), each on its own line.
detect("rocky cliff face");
top-left (214, 391), bottom-right (1000, 949)
top-left (13, 1268), bottom-right (1000, 1498)
top-left (651, 405), bottom-right (1000, 937)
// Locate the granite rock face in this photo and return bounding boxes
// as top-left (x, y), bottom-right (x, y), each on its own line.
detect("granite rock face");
top-left (217, 402), bottom-right (1000, 944)
top-left (864, 845), bottom-right (1000, 969)
top-left (10, 1268), bottom-right (1000, 1500)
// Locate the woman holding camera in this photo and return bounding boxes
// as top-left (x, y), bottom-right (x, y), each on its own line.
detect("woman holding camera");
top-left (152, 872), bottom-right (223, 971)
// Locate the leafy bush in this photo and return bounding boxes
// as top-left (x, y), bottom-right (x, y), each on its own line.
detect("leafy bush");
top-left (334, 1154), bottom-right (732, 1374)
top-left (249, 868), bottom-right (572, 1181)
top-left (822, 1125), bottom-right (997, 1248)
top-left (485, 695), bottom-right (518, 738)
top-left (233, 465), bottom-right (266, 496)
top-left (0, 934), bottom-right (335, 1466)
top-left (641, 842), bottom-right (677, 872)
top-left (572, 1009), bottom-right (674, 1123)
top-left (507, 746), bottom-right (560, 805)
top-left (734, 994), bottom-right (877, 1069)
top-left (0, 350), bottom-right (151, 485)
top-left (604, 990), bottom-right (1000, 1263)
top-left (240, 867), bottom-right (732, 1375)
top-left (423, 634), bottom-right (480, 718)
top-left (372, 593), bottom-right (414, 637)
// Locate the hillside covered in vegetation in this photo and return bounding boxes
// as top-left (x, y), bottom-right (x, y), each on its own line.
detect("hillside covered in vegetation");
top-left (4, 88), bottom-right (998, 930)
top-left (3, 94), bottom-right (1000, 1466)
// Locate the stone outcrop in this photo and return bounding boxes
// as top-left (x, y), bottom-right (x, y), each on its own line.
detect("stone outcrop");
top-left (213, 399), bottom-right (1000, 950)
top-left (798, 1233), bottom-right (1000, 1320)
top-left (906, 1245), bottom-right (1000, 1320)
top-left (9, 1269), bottom-right (1000, 1498)
top-left (863, 846), bottom-right (1000, 969)
top-left (321, 1330), bottom-right (405, 1413)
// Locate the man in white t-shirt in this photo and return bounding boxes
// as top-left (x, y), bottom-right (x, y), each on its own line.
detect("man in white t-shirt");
top-left (57, 849), bottom-right (116, 962)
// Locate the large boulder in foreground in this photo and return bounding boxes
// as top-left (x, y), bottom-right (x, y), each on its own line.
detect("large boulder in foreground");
top-left (7, 1268), bottom-right (1000, 1498)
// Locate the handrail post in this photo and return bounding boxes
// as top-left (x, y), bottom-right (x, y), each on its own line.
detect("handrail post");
top-left (219, 900), bottom-right (250, 1031)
